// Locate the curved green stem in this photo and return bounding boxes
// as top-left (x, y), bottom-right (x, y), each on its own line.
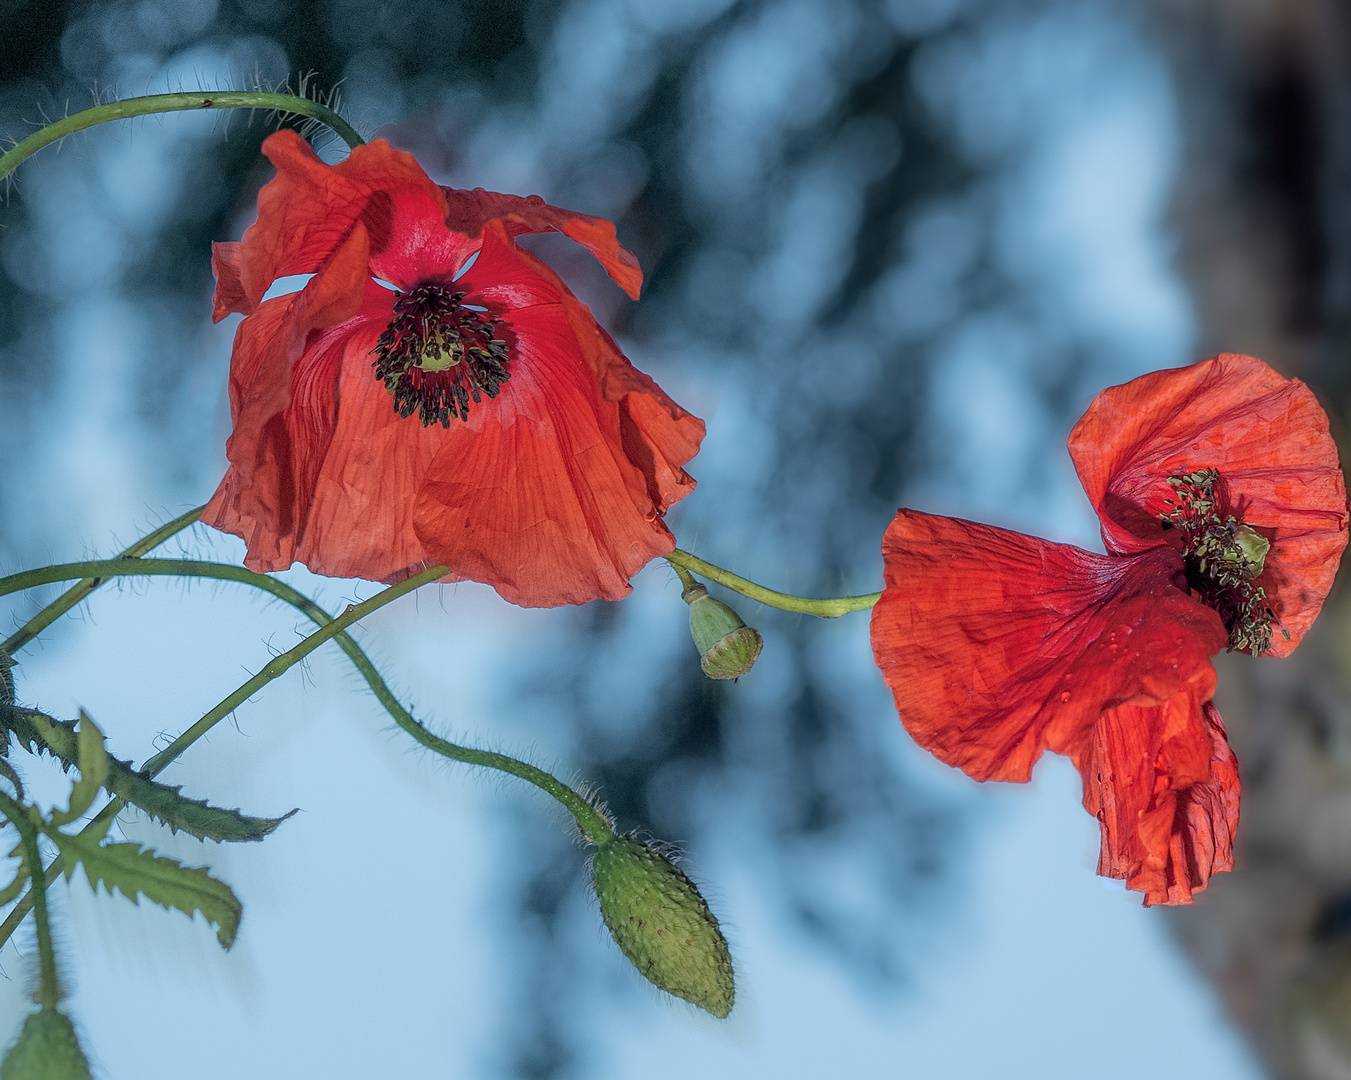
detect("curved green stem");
top-left (665, 549), bottom-right (880, 618)
top-left (0, 556), bottom-right (614, 946)
top-left (0, 91), bottom-right (363, 183)
top-left (0, 794), bottom-right (56, 1007)
top-left (138, 564), bottom-right (448, 775)
top-left (3, 507), bottom-right (204, 655)
top-left (1, 557), bottom-right (315, 601)
top-left (0, 556), bottom-right (613, 837)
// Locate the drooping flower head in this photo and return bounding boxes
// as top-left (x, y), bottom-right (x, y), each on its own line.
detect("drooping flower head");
top-left (204, 131), bottom-right (705, 607)
top-left (870, 354), bottom-right (1348, 904)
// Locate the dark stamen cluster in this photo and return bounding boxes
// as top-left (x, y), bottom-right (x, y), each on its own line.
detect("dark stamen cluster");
top-left (1160, 468), bottom-right (1278, 654)
top-left (371, 281), bottom-right (510, 427)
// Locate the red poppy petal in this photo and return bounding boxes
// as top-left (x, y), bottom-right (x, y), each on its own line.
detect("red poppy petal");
top-left (410, 293), bottom-right (688, 606)
top-left (462, 225), bottom-right (704, 515)
top-left (1080, 697), bottom-right (1238, 905)
top-left (231, 131), bottom-right (455, 309)
top-left (285, 314), bottom-right (448, 582)
top-left (1069, 353), bottom-right (1348, 655)
top-left (211, 242), bottom-right (247, 321)
top-left (869, 510), bottom-right (1228, 783)
top-left (203, 226), bottom-right (373, 563)
top-left (442, 186), bottom-right (642, 300)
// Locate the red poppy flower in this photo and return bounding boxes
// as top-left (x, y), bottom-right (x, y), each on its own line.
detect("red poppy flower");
top-left (203, 130), bottom-right (704, 607)
top-left (871, 354), bottom-right (1347, 904)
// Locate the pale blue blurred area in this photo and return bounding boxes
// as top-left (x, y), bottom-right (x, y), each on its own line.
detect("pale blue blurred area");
top-left (0, 0), bottom-right (1265, 1077)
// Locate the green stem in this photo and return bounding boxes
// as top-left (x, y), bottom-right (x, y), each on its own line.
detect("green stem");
top-left (0, 91), bottom-right (363, 183)
top-left (3, 507), bottom-right (204, 655)
top-left (138, 564), bottom-right (449, 776)
top-left (0, 794), bottom-right (57, 1007)
top-left (0, 557), bottom-right (318, 601)
top-left (0, 557), bottom-right (614, 946)
top-left (665, 549), bottom-right (880, 618)
top-left (0, 556), bottom-right (611, 837)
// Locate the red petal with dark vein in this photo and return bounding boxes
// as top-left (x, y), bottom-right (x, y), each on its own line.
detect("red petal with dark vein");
top-left (412, 230), bottom-right (699, 607)
top-left (869, 509), bottom-right (1227, 783)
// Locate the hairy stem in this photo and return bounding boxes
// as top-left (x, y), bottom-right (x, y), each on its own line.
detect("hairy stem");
top-left (0, 556), bottom-right (613, 837)
top-left (0, 91), bottom-right (363, 183)
top-left (665, 548), bottom-right (880, 618)
top-left (0, 794), bottom-right (57, 1007)
top-left (3, 507), bottom-right (204, 655)
top-left (0, 557), bottom-right (614, 946)
top-left (137, 565), bottom-right (449, 775)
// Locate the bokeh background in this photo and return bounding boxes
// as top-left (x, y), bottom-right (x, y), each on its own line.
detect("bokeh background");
top-left (0, 0), bottom-right (1346, 1076)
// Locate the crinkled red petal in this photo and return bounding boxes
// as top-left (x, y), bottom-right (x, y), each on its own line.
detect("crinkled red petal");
top-left (205, 277), bottom-right (451, 582)
top-left (460, 223), bottom-right (703, 515)
top-left (211, 242), bottom-right (247, 322)
top-left (412, 224), bottom-right (702, 607)
top-left (217, 130), bottom-right (458, 314)
top-left (442, 187), bottom-right (643, 300)
top-left (203, 223), bottom-right (373, 557)
top-left (870, 510), bottom-right (1227, 782)
top-left (1069, 353), bottom-right (1348, 656)
top-left (1078, 697), bottom-right (1238, 905)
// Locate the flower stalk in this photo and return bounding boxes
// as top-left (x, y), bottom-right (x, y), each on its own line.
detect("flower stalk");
top-left (666, 548), bottom-right (880, 618)
top-left (0, 92), bottom-right (362, 184)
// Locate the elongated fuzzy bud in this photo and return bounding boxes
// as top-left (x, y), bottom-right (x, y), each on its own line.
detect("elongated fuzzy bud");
top-left (682, 583), bottom-right (762, 680)
top-left (1, 1007), bottom-right (92, 1080)
top-left (590, 835), bottom-right (734, 1017)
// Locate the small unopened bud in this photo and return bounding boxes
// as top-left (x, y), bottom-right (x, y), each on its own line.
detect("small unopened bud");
top-left (1, 1007), bottom-right (92, 1080)
top-left (590, 835), bottom-right (734, 1018)
top-left (683, 583), bottom-right (762, 680)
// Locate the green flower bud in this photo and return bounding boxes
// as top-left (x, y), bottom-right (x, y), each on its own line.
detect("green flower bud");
top-left (590, 835), bottom-right (734, 1018)
top-left (683, 583), bottom-right (762, 680)
top-left (1, 1007), bottom-right (92, 1080)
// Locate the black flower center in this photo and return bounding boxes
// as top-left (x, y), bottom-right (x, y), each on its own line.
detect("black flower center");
top-left (1160, 468), bottom-right (1283, 654)
top-left (371, 281), bottom-right (510, 428)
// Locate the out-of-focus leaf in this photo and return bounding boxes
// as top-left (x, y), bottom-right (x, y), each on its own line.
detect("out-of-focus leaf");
top-left (7, 708), bottom-right (295, 841)
top-left (47, 712), bottom-right (106, 827)
top-left (49, 818), bottom-right (241, 949)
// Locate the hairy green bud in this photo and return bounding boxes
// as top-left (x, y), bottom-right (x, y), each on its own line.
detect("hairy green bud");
top-left (1, 1007), bottom-right (92, 1080)
top-left (591, 835), bottom-right (734, 1018)
top-left (683, 583), bottom-right (762, 680)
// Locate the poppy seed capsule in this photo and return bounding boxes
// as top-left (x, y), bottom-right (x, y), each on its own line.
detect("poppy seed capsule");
top-left (590, 835), bottom-right (734, 1018)
top-left (1, 1007), bottom-right (93, 1080)
top-left (682, 582), bottom-right (763, 680)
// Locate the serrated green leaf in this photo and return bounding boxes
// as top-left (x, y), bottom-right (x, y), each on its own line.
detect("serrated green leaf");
top-left (48, 713), bottom-right (106, 827)
top-left (6, 708), bottom-right (295, 842)
top-left (0, 1006), bottom-right (92, 1080)
top-left (108, 766), bottom-right (298, 843)
top-left (48, 820), bottom-right (241, 949)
